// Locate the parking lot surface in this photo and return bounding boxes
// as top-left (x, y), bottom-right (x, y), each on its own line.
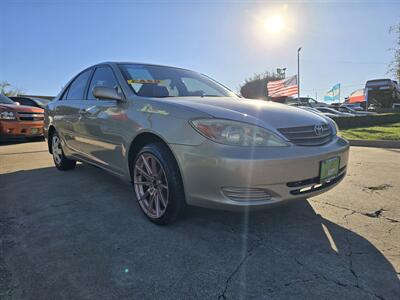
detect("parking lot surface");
top-left (1, 141), bottom-right (399, 299)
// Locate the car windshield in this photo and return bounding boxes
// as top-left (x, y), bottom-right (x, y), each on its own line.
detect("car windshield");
top-left (0, 94), bottom-right (15, 104)
top-left (298, 97), bottom-right (317, 103)
top-left (321, 108), bottom-right (340, 114)
top-left (285, 98), bottom-right (298, 104)
top-left (33, 98), bottom-right (50, 107)
top-left (119, 64), bottom-right (237, 98)
top-left (366, 79), bottom-right (391, 87)
top-left (341, 106), bottom-right (356, 113)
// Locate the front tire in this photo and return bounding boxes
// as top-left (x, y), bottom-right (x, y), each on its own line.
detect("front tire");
top-left (132, 143), bottom-right (185, 224)
top-left (51, 131), bottom-right (76, 171)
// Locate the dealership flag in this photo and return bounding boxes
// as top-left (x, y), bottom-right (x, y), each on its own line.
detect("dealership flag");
top-left (324, 83), bottom-right (340, 102)
top-left (267, 75), bottom-right (298, 98)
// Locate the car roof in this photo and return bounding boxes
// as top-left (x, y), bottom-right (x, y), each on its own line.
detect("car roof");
top-left (366, 78), bottom-right (392, 83)
top-left (11, 96), bottom-right (49, 101)
top-left (299, 97), bottom-right (317, 100)
top-left (92, 61), bottom-right (194, 73)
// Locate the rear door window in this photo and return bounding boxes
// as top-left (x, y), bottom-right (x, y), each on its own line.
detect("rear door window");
top-left (66, 69), bottom-right (92, 100)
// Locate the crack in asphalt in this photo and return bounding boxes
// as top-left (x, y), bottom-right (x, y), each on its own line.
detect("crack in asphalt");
top-left (278, 253), bottom-right (387, 300)
top-left (387, 225), bottom-right (398, 236)
top-left (365, 208), bottom-right (385, 218)
top-left (217, 206), bottom-right (396, 300)
top-left (258, 246), bottom-right (350, 295)
top-left (312, 200), bottom-right (400, 223)
top-left (293, 257), bottom-right (348, 288)
top-left (344, 230), bottom-right (359, 286)
top-left (342, 211), bottom-right (386, 300)
top-left (0, 216), bottom-right (15, 299)
top-left (363, 184), bottom-right (393, 193)
top-left (381, 246), bottom-right (400, 252)
top-left (281, 275), bottom-right (320, 288)
top-left (342, 212), bottom-right (358, 286)
top-left (217, 235), bottom-right (263, 300)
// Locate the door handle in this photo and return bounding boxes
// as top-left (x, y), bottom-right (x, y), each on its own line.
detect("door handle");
top-left (78, 108), bottom-right (88, 115)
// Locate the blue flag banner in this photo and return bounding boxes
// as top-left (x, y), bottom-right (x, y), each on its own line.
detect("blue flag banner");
top-left (324, 83), bottom-right (340, 102)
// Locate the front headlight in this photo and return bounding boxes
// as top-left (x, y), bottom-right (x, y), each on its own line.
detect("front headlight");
top-left (333, 121), bottom-right (339, 135)
top-left (190, 119), bottom-right (288, 147)
top-left (0, 111), bottom-right (16, 120)
top-left (327, 119), bottom-right (339, 135)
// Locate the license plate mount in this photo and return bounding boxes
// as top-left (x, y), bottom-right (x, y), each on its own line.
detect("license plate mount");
top-left (320, 156), bottom-right (340, 182)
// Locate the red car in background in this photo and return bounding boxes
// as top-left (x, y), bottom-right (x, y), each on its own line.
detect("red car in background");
top-left (0, 94), bottom-right (44, 141)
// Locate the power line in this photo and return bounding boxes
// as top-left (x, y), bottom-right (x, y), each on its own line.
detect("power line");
top-left (300, 58), bottom-right (388, 65)
top-left (302, 83), bottom-right (364, 93)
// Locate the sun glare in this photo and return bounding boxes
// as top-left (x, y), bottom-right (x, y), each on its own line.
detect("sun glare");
top-left (265, 15), bottom-right (285, 33)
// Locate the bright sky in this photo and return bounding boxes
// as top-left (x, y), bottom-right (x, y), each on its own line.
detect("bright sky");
top-left (1, 0), bottom-right (399, 101)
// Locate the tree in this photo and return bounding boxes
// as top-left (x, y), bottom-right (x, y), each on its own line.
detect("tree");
top-left (240, 71), bottom-right (282, 100)
top-left (389, 23), bottom-right (400, 81)
top-left (0, 81), bottom-right (23, 96)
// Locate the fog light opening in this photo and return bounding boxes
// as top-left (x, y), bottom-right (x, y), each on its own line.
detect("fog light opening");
top-left (222, 187), bottom-right (272, 202)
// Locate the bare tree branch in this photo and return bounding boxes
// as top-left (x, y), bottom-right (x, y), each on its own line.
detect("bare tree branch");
top-left (389, 23), bottom-right (400, 81)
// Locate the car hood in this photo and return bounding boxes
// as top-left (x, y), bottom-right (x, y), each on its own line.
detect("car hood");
top-left (165, 97), bottom-right (329, 129)
top-left (0, 104), bottom-right (44, 113)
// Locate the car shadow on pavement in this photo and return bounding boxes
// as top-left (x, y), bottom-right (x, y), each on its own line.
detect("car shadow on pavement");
top-left (1, 163), bottom-right (399, 299)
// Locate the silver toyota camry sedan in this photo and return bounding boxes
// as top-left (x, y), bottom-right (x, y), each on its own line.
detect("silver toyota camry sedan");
top-left (44, 62), bottom-right (349, 224)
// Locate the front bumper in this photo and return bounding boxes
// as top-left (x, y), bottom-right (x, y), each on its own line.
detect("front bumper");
top-left (0, 120), bottom-right (44, 141)
top-left (170, 136), bottom-right (349, 210)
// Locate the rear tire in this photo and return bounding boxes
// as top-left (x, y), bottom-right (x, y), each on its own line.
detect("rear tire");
top-left (51, 131), bottom-right (76, 171)
top-left (132, 142), bottom-right (186, 224)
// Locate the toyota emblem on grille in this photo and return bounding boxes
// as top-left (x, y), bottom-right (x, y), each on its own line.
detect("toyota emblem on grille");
top-left (314, 125), bottom-right (324, 136)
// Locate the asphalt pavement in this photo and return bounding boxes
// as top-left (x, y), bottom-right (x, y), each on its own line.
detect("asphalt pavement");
top-left (1, 141), bottom-right (399, 299)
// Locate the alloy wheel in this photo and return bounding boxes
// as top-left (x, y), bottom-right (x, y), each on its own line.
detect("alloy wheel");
top-left (133, 153), bottom-right (169, 219)
top-left (52, 135), bottom-right (63, 165)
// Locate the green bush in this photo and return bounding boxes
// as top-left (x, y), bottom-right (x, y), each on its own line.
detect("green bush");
top-left (334, 113), bottom-right (400, 129)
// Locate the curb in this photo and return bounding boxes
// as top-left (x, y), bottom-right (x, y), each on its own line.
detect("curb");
top-left (348, 139), bottom-right (400, 149)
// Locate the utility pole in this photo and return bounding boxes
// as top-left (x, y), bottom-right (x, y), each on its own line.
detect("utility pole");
top-left (297, 47), bottom-right (302, 100)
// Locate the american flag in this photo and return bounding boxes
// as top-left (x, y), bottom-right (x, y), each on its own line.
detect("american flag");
top-left (267, 75), bottom-right (298, 98)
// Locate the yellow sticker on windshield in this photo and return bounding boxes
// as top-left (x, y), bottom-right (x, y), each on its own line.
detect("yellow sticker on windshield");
top-left (127, 79), bottom-right (163, 84)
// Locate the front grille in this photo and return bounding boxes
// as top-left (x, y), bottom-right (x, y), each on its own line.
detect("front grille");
top-left (17, 112), bottom-right (44, 121)
top-left (278, 124), bottom-right (332, 146)
top-left (222, 187), bottom-right (272, 202)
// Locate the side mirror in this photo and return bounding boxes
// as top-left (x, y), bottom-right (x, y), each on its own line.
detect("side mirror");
top-left (93, 86), bottom-right (123, 101)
